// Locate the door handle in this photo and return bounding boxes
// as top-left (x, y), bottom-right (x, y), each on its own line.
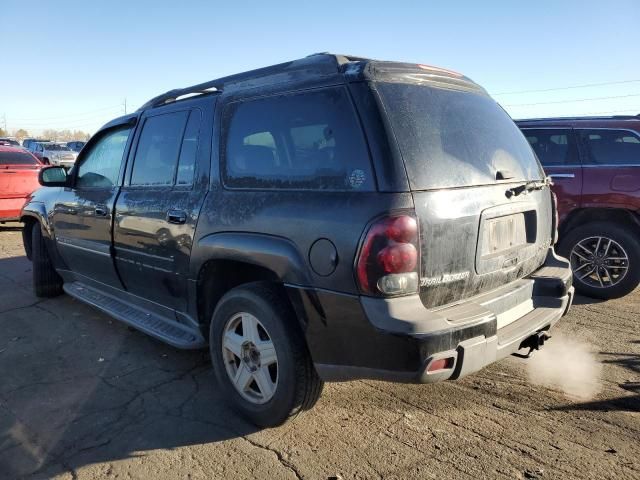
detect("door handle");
top-left (548, 173), bottom-right (575, 179)
top-left (167, 209), bottom-right (187, 225)
top-left (94, 205), bottom-right (108, 217)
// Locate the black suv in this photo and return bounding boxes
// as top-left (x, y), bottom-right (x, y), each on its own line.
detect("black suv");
top-left (21, 54), bottom-right (573, 427)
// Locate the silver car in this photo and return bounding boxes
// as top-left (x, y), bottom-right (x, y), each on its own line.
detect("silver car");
top-left (30, 142), bottom-right (78, 168)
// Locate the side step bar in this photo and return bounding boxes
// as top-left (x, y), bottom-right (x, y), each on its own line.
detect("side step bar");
top-left (64, 282), bottom-right (207, 349)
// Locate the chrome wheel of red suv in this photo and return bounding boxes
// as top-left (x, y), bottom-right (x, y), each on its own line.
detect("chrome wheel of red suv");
top-left (570, 236), bottom-right (629, 289)
top-left (560, 221), bottom-right (640, 299)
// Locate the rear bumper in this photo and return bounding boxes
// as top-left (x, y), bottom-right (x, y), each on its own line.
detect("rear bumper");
top-left (290, 248), bottom-right (573, 383)
top-left (0, 197), bottom-right (28, 221)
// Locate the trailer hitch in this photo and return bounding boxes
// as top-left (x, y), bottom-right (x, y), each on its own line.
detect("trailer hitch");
top-left (513, 331), bottom-right (551, 358)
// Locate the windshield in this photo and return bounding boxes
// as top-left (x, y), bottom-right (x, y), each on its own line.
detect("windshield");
top-left (44, 144), bottom-right (71, 151)
top-left (378, 82), bottom-right (544, 190)
top-left (0, 150), bottom-right (39, 165)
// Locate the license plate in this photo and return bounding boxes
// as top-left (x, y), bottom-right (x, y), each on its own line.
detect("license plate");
top-left (483, 213), bottom-right (527, 255)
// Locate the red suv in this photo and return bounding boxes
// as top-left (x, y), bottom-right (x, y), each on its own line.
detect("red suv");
top-left (518, 115), bottom-right (640, 299)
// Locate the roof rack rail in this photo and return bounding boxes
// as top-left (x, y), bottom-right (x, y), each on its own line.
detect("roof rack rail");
top-left (137, 83), bottom-right (221, 111)
top-left (137, 53), bottom-right (369, 112)
top-left (516, 114), bottom-right (640, 122)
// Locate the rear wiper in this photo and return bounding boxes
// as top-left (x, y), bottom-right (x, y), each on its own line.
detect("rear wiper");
top-left (506, 177), bottom-right (552, 198)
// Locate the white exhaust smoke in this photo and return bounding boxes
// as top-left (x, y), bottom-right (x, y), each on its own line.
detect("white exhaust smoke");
top-left (526, 333), bottom-right (602, 400)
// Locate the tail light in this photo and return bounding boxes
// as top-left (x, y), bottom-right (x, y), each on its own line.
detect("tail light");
top-left (356, 214), bottom-right (419, 296)
top-left (550, 189), bottom-right (559, 245)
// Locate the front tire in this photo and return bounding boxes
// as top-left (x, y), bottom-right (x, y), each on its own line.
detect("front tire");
top-left (31, 225), bottom-right (63, 297)
top-left (210, 282), bottom-right (323, 427)
top-left (558, 221), bottom-right (640, 299)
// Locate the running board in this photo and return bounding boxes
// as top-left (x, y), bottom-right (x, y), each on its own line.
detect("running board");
top-left (64, 281), bottom-right (206, 349)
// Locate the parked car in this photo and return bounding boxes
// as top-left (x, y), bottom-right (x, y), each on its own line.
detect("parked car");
top-left (21, 54), bottom-right (573, 427)
top-left (0, 146), bottom-right (43, 222)
top-left (518, 116), bottom-right (640, 299)
top-left (0, 137), bottom-right (20, 146)
top-left (66, 141), bottom-right (86, 152)
top-left (30, 142), bottom-right (78, 167)
top-left (23, 138), bottom-right (51, 150)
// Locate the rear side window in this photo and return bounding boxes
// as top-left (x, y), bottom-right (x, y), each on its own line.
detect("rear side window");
top-left (223, 87), bottom-right (374, 191)
top-left (522, 129), bottom-right (579, 166)
top-left (0, 151), bottom-right (39, 165)
top-left (131, 111), bottom-right (189, 186)
top-left (378, 83), bottom-right (544, 190)
top-left (579, 129), bottom-right (640, 166)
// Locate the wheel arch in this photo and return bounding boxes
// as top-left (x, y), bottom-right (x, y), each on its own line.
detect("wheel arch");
top-left (560, 208), bottom-right (640, 238)
top-left (193, 232), bottom-right (313, 332)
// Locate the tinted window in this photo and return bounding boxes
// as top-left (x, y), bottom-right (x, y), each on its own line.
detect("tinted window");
top-left (77, 127), bottom-right (131, 188)
top-left (522, 129), bottom-right (579, 166)
top-left (0, 151), bottom-right (39, 165)
top-left (378, 83), bottom-right (544, 189)
top-left (224, 87), bottom-right (374, 190)
top-left (45, 144), bottom-right (71, 151)
top-left (579, 129), bottom-right (640, 165)
top-left (176, 110), bottom-right (201, 186)
top-left (131, 111), bottom-right (189, 186)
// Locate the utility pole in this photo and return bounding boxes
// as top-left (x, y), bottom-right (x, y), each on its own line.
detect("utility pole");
top-left (1, 113), bottom-right (6, 133)
top-left (123, 98), bottom-right (127, 115)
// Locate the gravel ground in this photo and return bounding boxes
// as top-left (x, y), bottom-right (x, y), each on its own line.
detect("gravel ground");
top-left (0, 224), bottom-right (638, 480)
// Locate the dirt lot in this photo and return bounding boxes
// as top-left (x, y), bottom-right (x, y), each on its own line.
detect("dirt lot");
top-left (0, 225), bottom-right (638, 480)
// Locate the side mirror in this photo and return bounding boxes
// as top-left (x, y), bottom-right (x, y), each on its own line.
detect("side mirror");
top-left (39, 166), bottom-right (68, 187)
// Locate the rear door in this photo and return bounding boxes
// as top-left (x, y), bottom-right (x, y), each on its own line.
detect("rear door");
top-left (576, 128), bottom-right (640, 211)
top-left (52, 125), bottom-right (134, 287)
top-left (113, 97), bottom-right (212, 311)
top-left (521, 128), bottom-right (583, 223)
top-left (377, 82), bottom-right (553, 308)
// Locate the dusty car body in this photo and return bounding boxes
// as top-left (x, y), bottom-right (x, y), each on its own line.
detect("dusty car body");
top-left (21, 54), bottom-right (573, 426)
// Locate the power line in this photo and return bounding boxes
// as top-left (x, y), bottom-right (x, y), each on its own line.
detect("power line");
top-left (492, 79), bottom-right (640, 96)
top-left (504, 93), bottom-right (640, 107)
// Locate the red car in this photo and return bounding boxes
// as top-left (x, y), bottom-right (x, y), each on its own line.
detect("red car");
top-left (0, 146), bottom-right (43, 222)
top-left (518, 115), bottom-right (640, 299)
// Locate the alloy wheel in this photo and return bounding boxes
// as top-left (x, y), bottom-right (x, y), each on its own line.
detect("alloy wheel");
top-left (222, 312), bottom-right (278, 404)
top-left (570, 236), bottom-right (629, 289)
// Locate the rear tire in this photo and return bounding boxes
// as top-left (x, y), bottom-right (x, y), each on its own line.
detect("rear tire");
top-left (31, 225), bottom-right (63, 297)
top-left (210, 282), bottom-right (323, 427)
top-left (558, 221), bottom-right (640, 299)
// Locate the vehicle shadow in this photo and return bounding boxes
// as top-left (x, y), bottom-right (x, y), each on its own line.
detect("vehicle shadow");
top-left (550, 343), bottom-right (640, 413)
top-left (571, 294), bottom-right (605, 306)
top-left (0, 255), bottom-right (260, 479)
top-left (0, 224), bottom-right (23, 232)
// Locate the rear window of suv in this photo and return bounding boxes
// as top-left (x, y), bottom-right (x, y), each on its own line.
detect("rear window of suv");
top-left (0, 151), bottom-right (39, 165)
top-left (378, 83), bottom-right (543, 190)
top-left (223, 87), bottom-right (374, 191)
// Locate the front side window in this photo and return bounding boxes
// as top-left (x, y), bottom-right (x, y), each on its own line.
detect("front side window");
top-left (522, 129), bottom-right (579, 166)
top-left (579, 129), bottom-right (640, 165)
top-left (223, 87), bottom-right (374, 191)
top-left (130, 111), bottom-right (189, 186)
top-left (76, 127), bottom-right (132, 188)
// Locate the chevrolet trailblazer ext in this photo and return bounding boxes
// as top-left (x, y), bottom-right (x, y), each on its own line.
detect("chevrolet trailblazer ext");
top-left (21, 54), bottom-right (573, 427)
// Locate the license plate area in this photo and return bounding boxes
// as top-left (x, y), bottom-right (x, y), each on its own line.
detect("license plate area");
top-left (483, 214), bottom-right (527, 256)
top-left (476, 203), bottom-right (538, 275)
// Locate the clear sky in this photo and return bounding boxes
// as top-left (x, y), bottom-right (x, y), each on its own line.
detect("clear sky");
top-left (1, 0), bottom-right (639, 135)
